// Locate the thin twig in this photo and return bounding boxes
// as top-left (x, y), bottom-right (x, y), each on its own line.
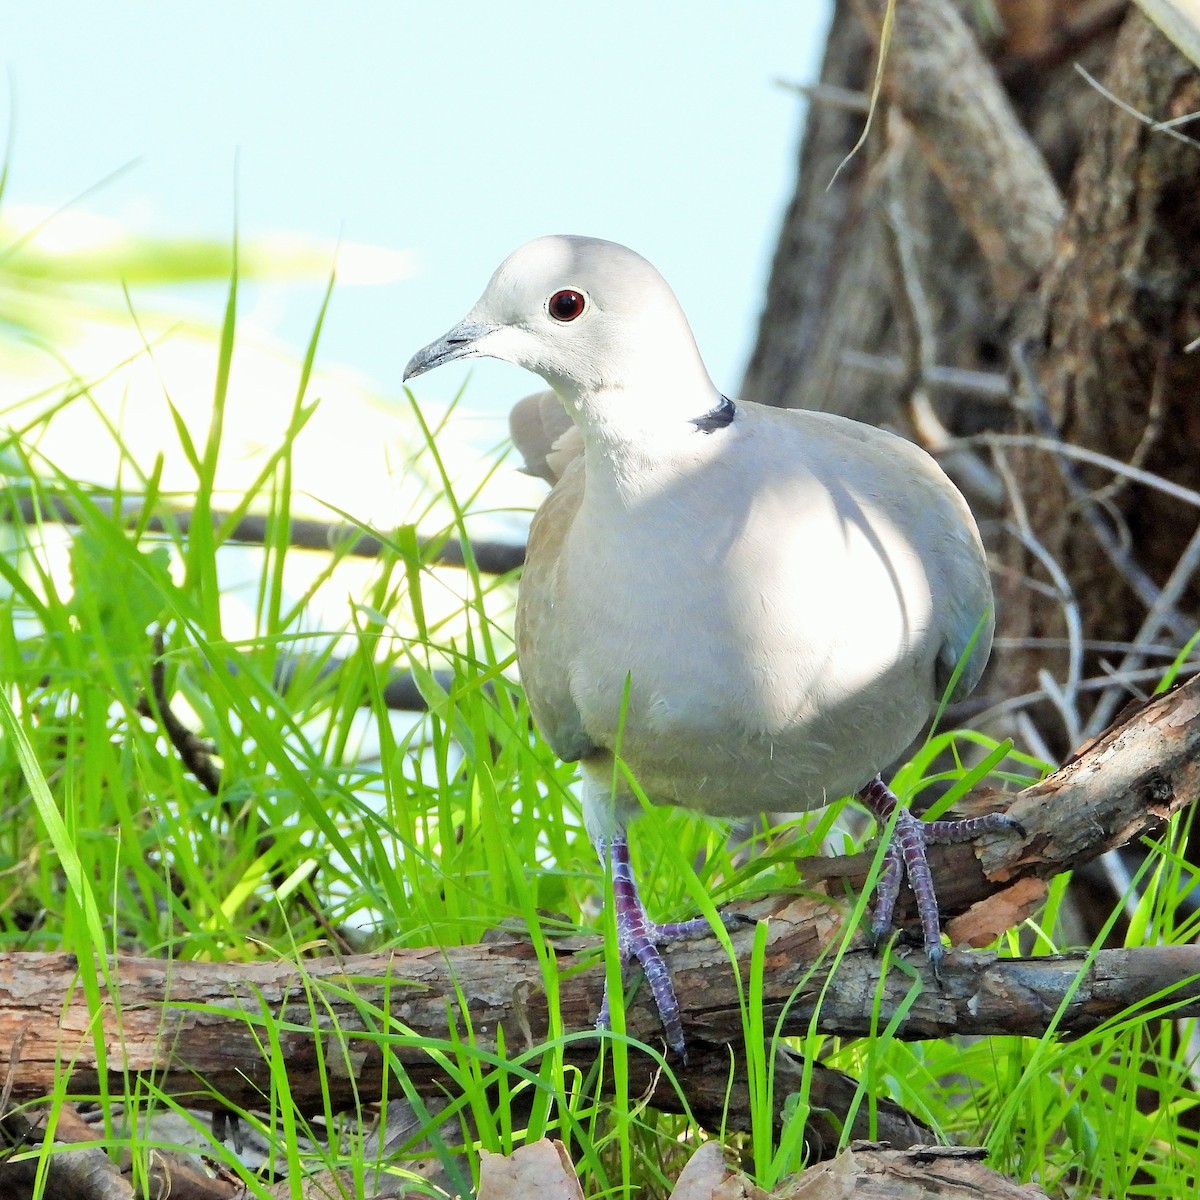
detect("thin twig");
top-left (969, 660), bottom-right (1200, 727)
top-left (5, 490), bottom-right (527, 577)
top-left (992, 446), bottom-right (1085, 747)
top-left (838, 350), bottom-right (1012, 398)
top-left (994, 636), bottom-right (1188, 658)
top-left (774, 79), bottom-right (873, 113)
top-left (1087, 517), bottom-right (1200, 735)
top-left (1015, 710), bottom-right (1057, 769)
top-left (136, 632), bottom-right (221, 796)
top-left (1075, 63), bottom-right (1200, 150)
top-left (963, 432), bottom-right (1200, 513)
top-left (1098, 847), bottom-right (1142, 924)
top-left (880, 120), bottom-right (939, 394)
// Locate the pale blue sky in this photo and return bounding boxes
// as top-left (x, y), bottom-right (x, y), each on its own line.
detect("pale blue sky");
top-left (6, 3), bottom-right (831, 416)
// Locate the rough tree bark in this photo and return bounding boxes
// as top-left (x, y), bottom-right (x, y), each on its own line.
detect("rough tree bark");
top-left (1008, 12), bottom-right (1200, 731)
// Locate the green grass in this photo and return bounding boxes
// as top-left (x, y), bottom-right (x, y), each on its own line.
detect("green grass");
top-left (3, 242), bottom-right (1200, 1199)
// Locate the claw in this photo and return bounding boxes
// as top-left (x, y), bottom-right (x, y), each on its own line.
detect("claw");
top-left (1002, 813), bottom-right (1028, 838)
top-left (927, 941), bottom-right (945, 985)
top-left (719, 910), bottom-right (757, 931)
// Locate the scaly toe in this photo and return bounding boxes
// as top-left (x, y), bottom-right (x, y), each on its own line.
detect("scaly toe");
top-left (614, 931), bottom-right (686, 1059)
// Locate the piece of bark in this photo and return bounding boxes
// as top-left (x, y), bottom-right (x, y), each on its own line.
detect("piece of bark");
top-left (0, 677), bottom-right (1196, 1131)
top-left (779, 1142), bottom-right (1049, 1199)
top-left (669, 1143), bottom-right (740, 1200)
top-left (670, 1141), bottom-right (769, 1199)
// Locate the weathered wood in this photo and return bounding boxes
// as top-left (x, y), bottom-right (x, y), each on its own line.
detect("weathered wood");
top-left (851, 0), bottom-right (1066, 302)
top-left (799, 672), bottom-right (1200, 943)
top-left (778, 1141), bottom-right (1051, 1199)
top-left (741, 3), bottom-right (877, 416)
top-left (1, 677), bottom-right (1197, 1125)
top-left (741, 1), bottom-right (1114, 438)
top-left (0, 1099), bottom-right (371, 1200)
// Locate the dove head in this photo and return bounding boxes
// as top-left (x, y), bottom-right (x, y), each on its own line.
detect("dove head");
top-left (404, 236), bottom-right (719, 440)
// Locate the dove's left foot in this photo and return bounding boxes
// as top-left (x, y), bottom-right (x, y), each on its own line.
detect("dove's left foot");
top-left (857, 775), bottom-right (1024, 975)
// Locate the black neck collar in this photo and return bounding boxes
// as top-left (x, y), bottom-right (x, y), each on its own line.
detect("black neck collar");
top-left (690, 394), bottom-right (736, 433)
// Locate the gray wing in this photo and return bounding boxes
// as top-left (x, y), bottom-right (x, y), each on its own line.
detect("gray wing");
top-left (802, 409), bottom-right (995, 706)
top-left (922, 459), bottom-right (995, 703)
top-left (935, 587), bottom-right (994, 703)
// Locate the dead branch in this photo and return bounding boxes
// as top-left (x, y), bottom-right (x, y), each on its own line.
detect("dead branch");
top-left (136, 632), bottom-right (222, 797)
top-left (5, 489), bottom-right (525, 576)
top-left (136, 632), bottom-right (354, 957)
top-left (801, 674), bottom-right (1200, 940)
top-left (1, 1106), bottom-right (138, 1200)
top-left (0, 676), bottom-right (1197, 1140)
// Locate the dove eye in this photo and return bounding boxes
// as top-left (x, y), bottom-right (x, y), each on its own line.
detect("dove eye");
top-left (548, 290), bottom-right (586, 322)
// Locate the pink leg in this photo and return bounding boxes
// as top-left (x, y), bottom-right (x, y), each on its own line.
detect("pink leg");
top-left (595, 833), bottom-right (738, 1060)
top-left (857, 775), bottom-right (1022, 975)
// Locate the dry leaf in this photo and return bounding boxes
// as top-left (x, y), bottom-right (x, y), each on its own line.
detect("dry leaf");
top-left (670, 1142), bottom-right (733, 1199)
top-left (670, 1139), bottom-right (771, 1199)
top-left (477, 1139), bottom-right (585, 1200)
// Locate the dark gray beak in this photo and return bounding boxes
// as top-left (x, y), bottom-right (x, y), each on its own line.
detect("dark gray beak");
top-left (403, 318), bottom-right (496, 382)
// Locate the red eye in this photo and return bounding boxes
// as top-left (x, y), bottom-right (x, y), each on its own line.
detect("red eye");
top-left (548, 289), bottom-right (586, 322)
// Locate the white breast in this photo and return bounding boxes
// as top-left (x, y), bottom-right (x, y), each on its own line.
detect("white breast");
top-left (525, 402), bottom-right (983, 817)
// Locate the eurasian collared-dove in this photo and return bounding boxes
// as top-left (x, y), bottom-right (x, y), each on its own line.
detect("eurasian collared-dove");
top-left (404, 235), bottom-right (1019, 1057)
